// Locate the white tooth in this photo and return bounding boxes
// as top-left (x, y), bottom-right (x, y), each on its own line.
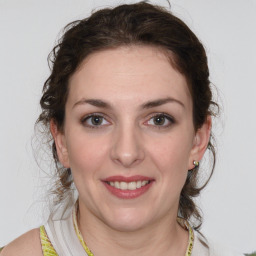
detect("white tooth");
top-left (128, 182), bottom-right (137, 190)
top-left (136, 180), bottom-right (142, 188)
top-left (110, 182), bottom-right (114, 186)
top-left (114, 181), bottom-right (120, 189)
top-left (141, 180), bottom-right (148, 186)
top-left (120, 182), bottom-right (128, 190)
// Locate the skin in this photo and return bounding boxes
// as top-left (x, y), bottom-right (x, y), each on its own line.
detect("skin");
top-left (1, 46), bottom-right (211, 256)
top-left (53, 46), bottom-right (211, 255)
top-left (0, 229), bottom-right (42, 256)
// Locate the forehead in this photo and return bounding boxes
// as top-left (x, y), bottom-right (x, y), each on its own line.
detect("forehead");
top-left (68, 46), bottom-right (192, 109)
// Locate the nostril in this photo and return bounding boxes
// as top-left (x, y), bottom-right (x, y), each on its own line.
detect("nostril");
top-left (110, 129), bottom-right (145, 167)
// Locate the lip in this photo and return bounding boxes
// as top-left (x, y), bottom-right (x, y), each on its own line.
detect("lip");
top-left (103, 175), bottom-right (154, 182)
top-left (102, 175), bottom-right (154, 199)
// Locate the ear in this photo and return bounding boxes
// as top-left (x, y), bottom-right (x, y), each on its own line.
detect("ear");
top-left (188, 116), bottom-right (212, 170)
top-left (50, 120), bottom-right (70, 168)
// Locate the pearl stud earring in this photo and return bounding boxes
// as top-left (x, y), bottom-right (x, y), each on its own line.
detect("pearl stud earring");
top-left (193, 160), bottom-right (199, 167)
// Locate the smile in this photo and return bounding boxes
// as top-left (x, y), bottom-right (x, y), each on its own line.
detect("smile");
top-left (103, 176), bottom-right (154, 199)
top-left (107, 180), bottom-right (150, 190)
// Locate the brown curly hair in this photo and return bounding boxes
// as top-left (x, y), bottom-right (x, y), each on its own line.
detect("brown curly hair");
top-left (37, 1), bottom-right (218, 228)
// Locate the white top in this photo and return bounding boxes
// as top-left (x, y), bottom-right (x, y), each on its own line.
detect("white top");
top-left (44, 212), bottom-right (244, 256)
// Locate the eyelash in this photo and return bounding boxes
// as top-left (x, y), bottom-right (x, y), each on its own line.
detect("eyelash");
top-left (80, 113), bottom-right (175, 129)
top-left (145, 113), bottom-right (175, 129)
top-left (81, 113), bottom-right (110, 129)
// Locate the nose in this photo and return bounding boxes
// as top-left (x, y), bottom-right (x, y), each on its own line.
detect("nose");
top-left (110, 124), bottom-right (145, 168)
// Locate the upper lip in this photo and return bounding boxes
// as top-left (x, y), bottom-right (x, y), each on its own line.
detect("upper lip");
top-left (103, 175), bottom-right (154, 182)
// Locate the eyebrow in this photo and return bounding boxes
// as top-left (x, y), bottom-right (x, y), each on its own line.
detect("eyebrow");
top-left (73, 97), bottom-right (184, 110)
top-left (140, 97), bottom-right (184, 109)
top-left (73, 99), bottom-right (112, 109)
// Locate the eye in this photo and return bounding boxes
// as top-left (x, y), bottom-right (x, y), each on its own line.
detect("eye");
top-left (81, 114), bottom-right (110, 128)
top-left (146, 113), bottom-right (174, 128)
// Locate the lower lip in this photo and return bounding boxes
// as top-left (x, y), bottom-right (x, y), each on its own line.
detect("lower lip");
top-left (103, 181), bottom-right (153, 199)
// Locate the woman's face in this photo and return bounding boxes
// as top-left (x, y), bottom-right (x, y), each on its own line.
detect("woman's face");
top-left (53, 46), bottom-right (209, 231)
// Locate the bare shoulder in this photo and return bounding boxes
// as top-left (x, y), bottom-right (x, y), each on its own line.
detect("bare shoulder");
top-left (1, 228), bottom-right (43, 256)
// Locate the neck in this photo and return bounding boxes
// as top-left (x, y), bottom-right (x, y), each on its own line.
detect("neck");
top-left (77, 202), bottom-right (189, 256)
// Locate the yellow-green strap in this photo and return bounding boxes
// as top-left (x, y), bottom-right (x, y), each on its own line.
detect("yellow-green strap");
top-left (72, 207), bottom-right (94, 256)
top-left (0, 246), bottom-right (4, 253)
top-left (177, 217), bottom-right (194, 256)
top-left (40, 225), bottom-right (58, 256)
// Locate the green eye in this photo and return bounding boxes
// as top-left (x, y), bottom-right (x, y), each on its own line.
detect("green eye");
top-left (147, 114), bottom-right (174, 128)
top-left (153, 115), bottom-right (166, 125)
top-left (90, 116), bottom-right (103, 125)
top-left (81, 114), bottom-right (110, 128)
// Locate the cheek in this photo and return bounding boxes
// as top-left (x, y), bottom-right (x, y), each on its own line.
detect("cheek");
top-left (66, 131), bottom-right (110, 176)
top-left (149, 133), bottom-right (193, 170)
top-left (147, 132), bottom-right (193, 195)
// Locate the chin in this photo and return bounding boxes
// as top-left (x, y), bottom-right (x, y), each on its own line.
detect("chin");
top-left (103, 208), bottom-right (151, 232)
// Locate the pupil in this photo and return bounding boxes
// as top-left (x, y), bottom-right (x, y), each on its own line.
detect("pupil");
top-left (154, 115), bottom-right (165, 125)
top-left (92, 116), bottom-right (102, 125)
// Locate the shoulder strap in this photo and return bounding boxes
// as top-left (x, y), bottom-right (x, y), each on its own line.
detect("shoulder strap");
top-left (44, 214), bottom-right (88, 256)
top-left (192, 231), bottom-right (210, 256)
top-left (40, 225), bottom-right (58, 256)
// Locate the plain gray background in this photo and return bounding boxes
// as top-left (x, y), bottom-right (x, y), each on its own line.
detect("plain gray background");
top-left (0, 0), bottom-right (255, 253)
